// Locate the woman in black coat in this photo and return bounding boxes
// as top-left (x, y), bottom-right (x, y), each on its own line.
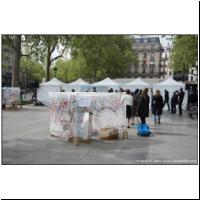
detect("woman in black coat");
top-left (151, 90), bottom-right (164, 124)
top-left (137, 88), bottom-right (150, 124)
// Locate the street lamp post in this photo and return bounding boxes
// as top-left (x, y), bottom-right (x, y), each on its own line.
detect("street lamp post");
top-left (54, 67), bottom-right (58, 78)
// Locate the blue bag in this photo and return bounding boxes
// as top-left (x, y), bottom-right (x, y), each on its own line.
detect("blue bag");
top-left (137, 123), bottom-right (151, 137)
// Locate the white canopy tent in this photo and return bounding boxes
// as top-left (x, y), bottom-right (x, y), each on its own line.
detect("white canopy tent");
top-left (123, 77), bottom-right (151, 91)
top-left (37, 78), bottom-right (65, 106)
top-left (153, 77), bottom-right (187, 110)
top-left (63, 78), bottom-right (90, 92)
top-left (92, 77), bottom-right (120, 91)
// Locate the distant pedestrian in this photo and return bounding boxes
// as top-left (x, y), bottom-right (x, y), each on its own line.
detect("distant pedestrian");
top-left (119, 87), bottom-right (124, 93)
top-left (137, 88), bottom-right (150, 124)
top-left (151, 90), bottom-right (164, 124)
top-left (178, 88), bottom-right (185, 116)
top-left (93, 87), bottom-right (97, 92)
top-left (125, 89), bottom-right (133, 128)
top-left (171, 91), bottom-right (179, 114)
top-left (163, 89), bottom-right (170, 111)
top-left (108, 88), bottom-right (114, 92)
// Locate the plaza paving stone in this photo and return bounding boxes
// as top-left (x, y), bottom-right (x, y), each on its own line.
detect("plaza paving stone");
top-left (2, 105), bottom-right (198, 164)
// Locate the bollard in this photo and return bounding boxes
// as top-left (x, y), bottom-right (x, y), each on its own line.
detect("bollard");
top-left (73, 136), bottom-right (80, 146)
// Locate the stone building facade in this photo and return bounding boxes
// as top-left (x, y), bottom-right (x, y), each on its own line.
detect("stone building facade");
top-left (132, 37), bottom-right (162, 78)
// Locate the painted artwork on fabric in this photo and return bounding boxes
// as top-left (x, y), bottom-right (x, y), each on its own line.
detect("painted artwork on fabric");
top-left (49, 92), bottom-right (127, 139)
top-left (2, 87), bottom-right (20, 105)
top-left (49, 92), bottom-right (77, 138)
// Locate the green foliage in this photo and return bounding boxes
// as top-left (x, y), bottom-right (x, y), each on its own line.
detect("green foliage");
top-left (2, 35), bottom-right (138, 84)
top-left (50, 57), bottom-right (88, 83)
top-left (20, 57), bottom-right (44, 82)
top-left (35, 35), bottom-right (71, 63)
top-left (170, 35), bottom-right (198, 72)
top-left (71, 35), bottom-right (137, 81)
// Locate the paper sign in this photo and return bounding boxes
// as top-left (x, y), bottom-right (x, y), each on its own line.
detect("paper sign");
top-left (78, 96), bottom-right (91, 108)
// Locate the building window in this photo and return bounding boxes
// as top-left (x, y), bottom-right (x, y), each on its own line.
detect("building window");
top-left (191, 69), bottom-right (194, 74)
top-left (144, 39), bottom-right (148, 43)
top-left (136, 39), bottom-right (140, 43)
top-left (191, 76), bottom-right (193, 81)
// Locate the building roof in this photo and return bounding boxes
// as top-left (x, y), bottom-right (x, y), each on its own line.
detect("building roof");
top-left (134, 37), bottom-right (160, 44)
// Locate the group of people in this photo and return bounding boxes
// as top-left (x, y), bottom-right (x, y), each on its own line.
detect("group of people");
top-left (170, 88), bottom-right (185, 115)
top-left (123, 87), bottom-right (186, 128)
top-left (67, 86), bottom-right (186, 127)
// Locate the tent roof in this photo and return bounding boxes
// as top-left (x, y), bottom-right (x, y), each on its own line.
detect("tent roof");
top-left (68, 78), bottom-right (89, 85)
top-left (155, 77), bottom-right (185, 87)
top-left (93, 77), bottom-right (119, 86)
top-left (40, 78), bottom-right (65, 85)
top-left (125, 77), bottom-right (149, 86)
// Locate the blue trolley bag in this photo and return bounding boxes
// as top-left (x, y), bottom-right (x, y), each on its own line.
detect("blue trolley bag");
top-left (136, 117), bottom-right (151, 137)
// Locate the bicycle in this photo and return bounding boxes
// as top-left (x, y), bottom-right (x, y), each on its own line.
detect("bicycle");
top-left (188, 102), bottom-right (198, 119)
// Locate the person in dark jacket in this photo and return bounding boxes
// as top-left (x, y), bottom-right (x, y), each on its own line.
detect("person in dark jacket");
top-left (178, 88), bottom-right (185, 116)
top-left (131, 88), bottom-right (140, 125)
top-left (151, 90), bottom-right (164, 124)
top-left (163, 89), bottom-right (170, 111)
top-left (171, 91), bottom-right (179, 114)
top-left (137, 88), bottom-right (149, 124)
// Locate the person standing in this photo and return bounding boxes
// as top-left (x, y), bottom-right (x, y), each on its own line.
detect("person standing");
top-left (163, 89), bottom-right (170, 111)
top-left (131, 89), bottom-right (140, 125)
top-left (171, 91), bottom-right (179, 114)
top-left (125, 89), bottom-right (133, 128)
top-left (151, 90), bottom-right (164, 124)
top-left (178, 88), bottom-right (185, 116)
top-left (137, 88), bottom-right (150, 124)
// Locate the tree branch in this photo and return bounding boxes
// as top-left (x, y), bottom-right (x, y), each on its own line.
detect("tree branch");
top-left (21, 51), bottom-right (34, 57)
top-left (50, 47), bottom-right (66, 63)
top-left (50, 42), bottom-right (57, 55)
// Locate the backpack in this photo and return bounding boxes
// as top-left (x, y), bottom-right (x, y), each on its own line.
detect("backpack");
top-left (137, 123), bottom-right (151, 137)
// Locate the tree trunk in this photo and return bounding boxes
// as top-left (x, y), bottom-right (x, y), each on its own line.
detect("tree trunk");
top-left (12, 35), bottom-right (21, 87)
top-left (46, 45), bottom-right (51, 81)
